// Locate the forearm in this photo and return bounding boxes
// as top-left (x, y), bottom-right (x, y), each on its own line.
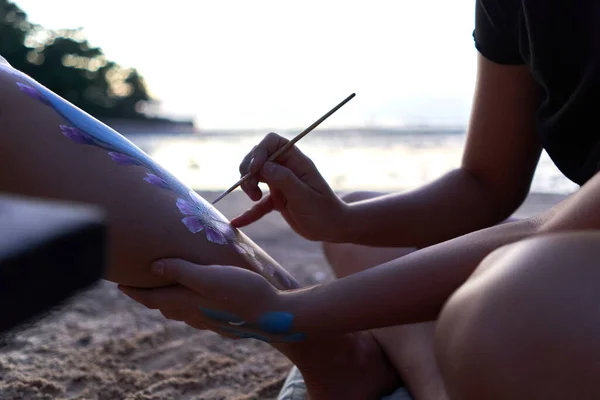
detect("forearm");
top-left (293, 172), bottom-right (600, 335)
top-left (344, 168), bottom-right (520, 247)
top-left (0, 63), bottom-right (298, 290)
top-left (290, 214), bottom-right (544, 335)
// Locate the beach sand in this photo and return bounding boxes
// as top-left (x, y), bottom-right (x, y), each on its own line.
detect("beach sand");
top-left (0, 191), bottom-right (566, 400)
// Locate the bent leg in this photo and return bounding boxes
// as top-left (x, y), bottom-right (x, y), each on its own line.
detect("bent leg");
top-left (437, 231), bottom-right (600, 400)
top-left (323, 191), bottom-right (447, 400)
top-left (323, 191), bottom-right (417, 277)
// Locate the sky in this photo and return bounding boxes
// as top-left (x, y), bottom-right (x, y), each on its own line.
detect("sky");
top-left (13, 0), bottom-right (478, 130)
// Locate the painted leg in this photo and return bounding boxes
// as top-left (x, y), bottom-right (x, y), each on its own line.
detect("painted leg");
top-left (0, 60), bottom-right (295, 290)
top-left (436, 232), bottom-right (600, 400)
top-left (0, 65), bottom-right (399, 400)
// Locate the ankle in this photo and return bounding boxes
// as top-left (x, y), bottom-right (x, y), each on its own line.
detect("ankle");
top-left (275, 334), bottom-right (359, 371)
top-left (275, 332), bottom-right (401, 400)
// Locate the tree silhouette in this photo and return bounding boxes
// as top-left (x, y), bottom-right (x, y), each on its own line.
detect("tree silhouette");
top-left (0, 0), bottom-right (154, 120)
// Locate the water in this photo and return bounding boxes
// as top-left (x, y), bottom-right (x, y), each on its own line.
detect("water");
top-left (127, 129), bottom-right (580, 195)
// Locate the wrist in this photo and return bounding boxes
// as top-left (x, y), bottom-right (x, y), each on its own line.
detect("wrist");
top-left (334, 201), bottom-right (362, 243)
top-left (279, 284), bottom-right (322, 338)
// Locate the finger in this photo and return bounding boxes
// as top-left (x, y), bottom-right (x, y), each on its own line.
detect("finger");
top-left (238, 146), bottom-right (256, 176)
top-left (239, 146), bottom-right (262, 201)
top-left (118, 284), bottom-right (201, 310)
top-left (246, 132), bottom-right (323, 201)
top-left (251, 132), bottom-right (289, 174)
top-left (239, 149), bottom-right (263, 201)
top-left (153, 260), bottom-right (268, 300)
top-left (230, 195), bottom-right (275, 227)
top-left (254, 133), bottom-right (322, 184)
top-left (242, 178), bottom-right (263, 201)
top-left (260, 162), bottom-right (312, 201)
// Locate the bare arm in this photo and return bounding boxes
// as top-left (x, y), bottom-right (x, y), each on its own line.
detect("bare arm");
top-left (290, 212), bottom-right (542, 335)
top-left (0, 62), bottom-right (298, 290)
top-left (289, 160), bottom-right (600, 336)
top-left (346, 55), bottom-right (542, 247)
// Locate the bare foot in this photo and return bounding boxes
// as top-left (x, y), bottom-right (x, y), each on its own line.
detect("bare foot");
top-left (274, 331), bottom-right (401, 400)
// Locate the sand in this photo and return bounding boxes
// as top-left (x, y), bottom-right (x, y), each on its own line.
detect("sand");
top-left (0, 191), bottom-right (566, 400)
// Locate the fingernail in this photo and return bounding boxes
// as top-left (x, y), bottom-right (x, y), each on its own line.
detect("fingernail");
top-left (249, 157), bottom-right (256, 171)
top-left (151, 261), bottom-right (165, 276)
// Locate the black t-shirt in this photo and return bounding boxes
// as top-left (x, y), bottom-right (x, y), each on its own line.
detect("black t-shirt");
top-left (474, 0), bottom-right (600, 185)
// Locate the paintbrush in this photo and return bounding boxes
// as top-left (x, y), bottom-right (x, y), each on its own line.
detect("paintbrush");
top-left (211, 92), bottom-right (356, 205)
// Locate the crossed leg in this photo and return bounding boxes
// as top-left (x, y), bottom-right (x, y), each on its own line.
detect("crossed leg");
top-left (323, 191), bottom-right (449, 400)
top-left (326, 191), bottom-right (600, 400)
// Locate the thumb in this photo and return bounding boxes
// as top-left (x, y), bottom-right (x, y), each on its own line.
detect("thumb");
top-left (260, 162), bottom-right (312, 199)
top-left (151, 259), bottom-right (259, 297)
top-left (152, 259), bottom-right (204, 289)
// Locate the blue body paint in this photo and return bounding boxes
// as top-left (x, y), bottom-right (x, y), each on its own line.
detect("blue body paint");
top-left (201, 309), bottom-right (296, 335)
top-left (257, 311), bottom-right (295, 334)
top-left (199, 307), bottom-right (245, 324)
top-left (201, 308), bottom-right (305, 342)
top-left (1, 62), bottom-right (304, 292)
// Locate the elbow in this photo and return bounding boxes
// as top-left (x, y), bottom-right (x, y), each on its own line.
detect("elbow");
top-left (460, 167), bottom-right (531, 224)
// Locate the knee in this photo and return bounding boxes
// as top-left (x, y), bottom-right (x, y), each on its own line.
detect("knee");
top-left (321, 241), bottom-right (360, 274)
top-left (434, 231), bottom-right (600, 399)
